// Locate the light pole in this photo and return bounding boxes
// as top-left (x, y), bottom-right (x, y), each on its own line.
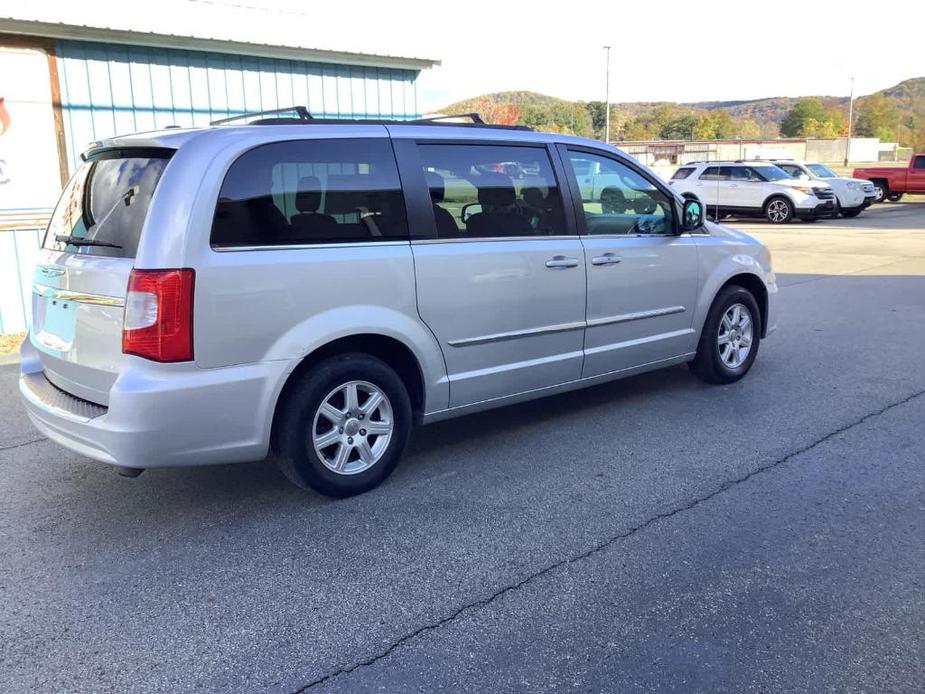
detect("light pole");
top-left (844, 76), bottom-right (855, 167)
top-left (603, 45), bottom-right (611, 144)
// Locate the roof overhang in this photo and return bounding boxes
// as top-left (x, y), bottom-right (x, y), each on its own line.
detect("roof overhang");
top-left (0, 18), bottom-right (440, 71)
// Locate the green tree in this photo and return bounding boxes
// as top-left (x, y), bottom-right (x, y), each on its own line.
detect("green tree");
top-left (780, 98), bottom-right (840, 137)
top-left (854, 93), bottom-right (899, 141)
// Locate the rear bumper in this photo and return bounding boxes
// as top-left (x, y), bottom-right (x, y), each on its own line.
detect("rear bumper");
top-left (20, 342), bottom-right (289, 469)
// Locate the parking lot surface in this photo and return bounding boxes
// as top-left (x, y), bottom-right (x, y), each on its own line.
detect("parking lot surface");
top-left (1, 200), bottom-right (924, 693)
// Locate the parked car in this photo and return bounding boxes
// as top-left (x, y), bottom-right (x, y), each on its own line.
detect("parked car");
top-left (853, 154), bottom-right (925, 202)
top-left (772, 160), bottom-right (875, 217)
top-left (20, 114), bottom-right (777, 497)
top-left (669, 161), bottom-right (836, 224)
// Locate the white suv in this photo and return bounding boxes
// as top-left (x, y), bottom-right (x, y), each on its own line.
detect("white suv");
top-left (669, 161), bottom-right (836, 224)
top-left (772, 160), bottom-right (875, 218)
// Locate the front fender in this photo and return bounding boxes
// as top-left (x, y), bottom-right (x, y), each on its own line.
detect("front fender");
top-left (693, 239), bottom-right (774, 336)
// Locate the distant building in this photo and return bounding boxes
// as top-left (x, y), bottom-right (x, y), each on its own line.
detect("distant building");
top-left (0, 12), bottom-right (438, 333)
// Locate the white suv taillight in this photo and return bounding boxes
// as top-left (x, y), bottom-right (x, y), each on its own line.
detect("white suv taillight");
top-left (122, 269), bottom-right (195, 362)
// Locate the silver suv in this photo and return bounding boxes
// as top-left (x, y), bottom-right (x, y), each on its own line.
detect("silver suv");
top-left (20, 112), bottom-right (777, 497)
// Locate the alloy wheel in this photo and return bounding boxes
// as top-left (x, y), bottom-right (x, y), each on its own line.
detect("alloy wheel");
top-left (717, 303), bottom-right (754, 369)
top-left (311, 380), bottom-right (394, 475)
top-left (767, 199), bottom-right (790, 223)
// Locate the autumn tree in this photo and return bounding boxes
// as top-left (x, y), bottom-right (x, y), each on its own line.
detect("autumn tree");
top-left (854, 93), bottom-right (899, 141)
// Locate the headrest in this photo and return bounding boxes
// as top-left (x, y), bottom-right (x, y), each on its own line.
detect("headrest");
top-left (522, 186), bottom-right (544, 207)
top-left (425, 171), bottom-right (445, 203)
top-left (477, 173), bottom-right (516, 208)
top-left (295, 176), bottom-right (322, 213)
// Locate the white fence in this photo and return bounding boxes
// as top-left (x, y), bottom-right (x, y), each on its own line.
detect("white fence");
top-left (0, 214), bottom-right (47, 334)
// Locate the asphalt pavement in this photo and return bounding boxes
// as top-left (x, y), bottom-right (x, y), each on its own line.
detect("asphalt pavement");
top-left (1, 200), bottom-right (923, 693)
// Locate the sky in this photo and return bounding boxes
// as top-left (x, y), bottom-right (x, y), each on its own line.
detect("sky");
top-left (5, 0), bottom-right (924, 110)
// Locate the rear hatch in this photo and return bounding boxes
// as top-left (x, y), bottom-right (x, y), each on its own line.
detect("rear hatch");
top-left (30, 148), bottom-right (172, 405)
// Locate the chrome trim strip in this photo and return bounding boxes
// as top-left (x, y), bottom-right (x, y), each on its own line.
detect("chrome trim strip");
top-left (587, 305), bottom-right (685, 328)
top-left (211, 240), bottom-right (410, 252)
top-left (448, 320), bottom-right (586, 347)
top-left (412, 235), bottom-right (576, 245)
top-left (33, 284), bottom-right (125, 307)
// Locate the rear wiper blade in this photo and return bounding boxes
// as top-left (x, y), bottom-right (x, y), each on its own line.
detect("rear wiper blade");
top-left (54, 234), bottom-right (123, 249)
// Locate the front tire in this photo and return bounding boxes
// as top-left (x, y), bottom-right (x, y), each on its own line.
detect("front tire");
top-left (840, 207), bottom-right (862, 218)
top-left (872, 181), bottom-right (888, 203)
top-left (887, 192), bottom-right (904, 202)
top-left (275, 353), bottom-right (412, 497)
top-left (764, 196), bottom-right (793, 224)
top-left (690, 285), bottom-right (761, 385)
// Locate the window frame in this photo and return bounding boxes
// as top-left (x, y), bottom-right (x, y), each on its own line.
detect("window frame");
top-left (556, 144), bottom-right (681, 238)
top-left (209, 137), bottom-right (411, 251)
top-left (392, 138), bottom-right (578, 243)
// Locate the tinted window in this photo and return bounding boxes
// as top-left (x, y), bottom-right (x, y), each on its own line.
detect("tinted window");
top-left (211, 138), bottom-right (407, 246)
top-left (43, 151), bottom-right (171, 258)
top-left (776, 164), bottom-right (802, 178)
top-left (418, 144), bottom-right (565, 238)
top-left (566, 150), bottom-right (674, 236)
top-left (914, 156), bottom-right (925, 169)
top-left (671, 167), bottom-right (695, 180)
top-left (751, 165), bottom-right (790, 181)
top-left (731, 167), bottom-right (755, 181)
top-left (700, 166), bottom-right (730, 181)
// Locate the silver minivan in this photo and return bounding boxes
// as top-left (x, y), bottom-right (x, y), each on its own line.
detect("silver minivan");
top-left (20, 113), bottom-right (777, 496)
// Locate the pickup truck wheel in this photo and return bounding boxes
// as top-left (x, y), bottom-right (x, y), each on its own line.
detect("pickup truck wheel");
top-left (872, 181), bottom-right (888, 203)
top-left (887, 192), bottom-right (904, 202)
top-left (764, 196), bottom-right (793, 224)
top-left (275, 353), bottom-right (412, 497)
top-left (689, 285), bottom-right (761, 385)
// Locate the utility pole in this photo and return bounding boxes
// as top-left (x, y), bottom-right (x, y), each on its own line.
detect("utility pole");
top-left (844, 76), bottom-right (855, 167)
top-left (603, 45), bottom-right (611, 144)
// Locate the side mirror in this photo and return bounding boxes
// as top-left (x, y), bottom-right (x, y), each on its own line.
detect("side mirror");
top-left (681, 198), bottom-right (704, 231)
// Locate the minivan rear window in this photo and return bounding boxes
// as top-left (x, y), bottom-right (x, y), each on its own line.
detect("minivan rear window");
top-left (43, 149), bottom-right (173, 258)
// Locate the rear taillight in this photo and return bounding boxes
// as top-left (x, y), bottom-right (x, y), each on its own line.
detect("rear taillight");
top-left (122, 269), bottom-right (194, 362)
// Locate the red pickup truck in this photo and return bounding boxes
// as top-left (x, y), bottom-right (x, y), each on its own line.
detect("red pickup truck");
top-left (854, 154), bottom-right (925, 202)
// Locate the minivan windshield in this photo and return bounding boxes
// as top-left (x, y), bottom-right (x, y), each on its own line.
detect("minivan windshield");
top-left (43, 149), bottom-right (173, 258)
top-left (806, 163), bottom-right (837, 178)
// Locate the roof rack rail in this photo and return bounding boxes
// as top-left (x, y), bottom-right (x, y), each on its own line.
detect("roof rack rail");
top-left (211, 106), bottom-right (312, 125)
top-left (209, 106), bottom-right (533, 131)
top-left (413, 112), bottom-right (485, 124)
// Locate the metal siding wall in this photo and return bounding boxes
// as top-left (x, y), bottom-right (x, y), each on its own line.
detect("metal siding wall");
top-left (54, 40), bottom-right (421, 172)
top-left (0, 40), bottom-right (421, 335)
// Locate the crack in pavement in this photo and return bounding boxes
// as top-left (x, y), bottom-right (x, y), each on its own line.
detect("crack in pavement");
top-left (291, 387), bottom-right (925, 692)
top-left (0, 437), bottom-right (45, 453)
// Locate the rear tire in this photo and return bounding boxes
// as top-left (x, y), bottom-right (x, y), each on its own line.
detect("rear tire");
top-left (887, 192), bottom-right (904, 202)
top-left (275, 353), bottom-right (412, 497)
top-left (764, 196), bottom-right (793, 224)
top-left (689, 285), bottom-right (761, 385)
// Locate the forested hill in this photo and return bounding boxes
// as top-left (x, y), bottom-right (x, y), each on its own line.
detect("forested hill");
top-left (441, 78), bottom-right (925, 149)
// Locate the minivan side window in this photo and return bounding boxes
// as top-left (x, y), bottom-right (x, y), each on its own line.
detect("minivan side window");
top-left (566, 150), bottom-right (674, 236)
top-left (417, 144), bottom-right (566, 239)
top-left (211, 138), bottom-right (407, 247)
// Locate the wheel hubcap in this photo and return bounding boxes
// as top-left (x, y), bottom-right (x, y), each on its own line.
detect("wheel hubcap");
top-left (311, 380), bottom-right (393, 475)
top-left (717, 303), bottom-right (754, 369)
top-left (768, 200), bottom-right (789, 222)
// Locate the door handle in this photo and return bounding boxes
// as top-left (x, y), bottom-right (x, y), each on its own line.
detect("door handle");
top-left (545, 255), bottom-right (579, 269)
top-left (591, 253), bottom-right (622, 266)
